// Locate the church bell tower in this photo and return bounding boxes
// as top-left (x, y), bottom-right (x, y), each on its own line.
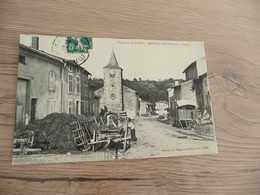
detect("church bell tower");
top-left (103, 50), bottom-right (123, 112)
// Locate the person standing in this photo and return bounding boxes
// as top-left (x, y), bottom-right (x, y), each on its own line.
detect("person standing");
top-left (127, 118), bottom-right (137, 141)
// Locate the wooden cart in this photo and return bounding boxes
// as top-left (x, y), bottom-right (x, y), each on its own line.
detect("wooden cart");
top-left (70, 112), bottom-right (132, 153)
top-left (171, 100), bottom-right (199, 130)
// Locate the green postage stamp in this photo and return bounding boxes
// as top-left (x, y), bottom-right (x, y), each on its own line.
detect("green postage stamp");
top-left (66, 36), bottom-right (92, 53)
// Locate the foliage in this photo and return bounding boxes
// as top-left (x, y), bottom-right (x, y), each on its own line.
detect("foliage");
top-left (90, 78), bottom-right (180, 103)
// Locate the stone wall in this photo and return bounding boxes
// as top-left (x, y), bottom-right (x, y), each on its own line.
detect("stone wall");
top-left (174, 86), bottom-right (182, 101)
top-left (123, 86), bottom-right (139, 118)
top-left (95, 87), bottom-right (105, 113)
top-left (181, 80), bottom-right (196, 102)
top-left (185, 62), bottom-right (198, 81)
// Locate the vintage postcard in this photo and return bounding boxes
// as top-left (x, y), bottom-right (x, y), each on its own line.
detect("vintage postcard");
top-left (12, 35), bottom-right (218, 165)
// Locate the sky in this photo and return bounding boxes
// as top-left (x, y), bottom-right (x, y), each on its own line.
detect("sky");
top-left (20, 35), bottom-right (206, 80)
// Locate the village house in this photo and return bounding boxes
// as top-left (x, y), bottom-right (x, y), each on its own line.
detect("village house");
top-left (168, 57), bottom-right (212, 120)
top-left (139, 98), bottom-right (154, 116)
top-left (167, 79), bottom-right (185, 108)
top-left (16, 36), bottom-right (92, 129)
top-left (155, 101), bottom-right (168, 115)
top-left (95, 51), bottom-right (140, 118)
top-left (86, 84), bottom-right (100, 116)
top-left (193, 73), bottom-right (211, 118)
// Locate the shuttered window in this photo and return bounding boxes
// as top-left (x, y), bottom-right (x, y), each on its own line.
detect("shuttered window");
top-left (68, 73), bottom-right (73, 93)
top-left (49, 71), bottom-right (56, 91)
top-left (76, 76), bottom-right (80, 94)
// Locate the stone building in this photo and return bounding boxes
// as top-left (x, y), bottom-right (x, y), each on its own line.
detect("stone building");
top-left (155, 101), bottom-right (168, 115)
top-left (16, 37), bottom-right (92, 129)
top-left (95, 51), bottom-right (140, 118)
top-left (167, 79), bottom-right (185, 108)
top-left (193, 73), bottom-right (211, 116)
top-left (84, 84), bottom-right (100, 116)
top-left (80, 69), bottom-right (91, 115)
top-left (182, 57), bottom-right (207, 81)
top-left (139, 99), bottom-right (154, 116)
top-left (168, 57), bottom-right (212, 120)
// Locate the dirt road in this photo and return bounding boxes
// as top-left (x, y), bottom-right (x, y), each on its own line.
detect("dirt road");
top-left (119, 116), bottom-right (217, 160)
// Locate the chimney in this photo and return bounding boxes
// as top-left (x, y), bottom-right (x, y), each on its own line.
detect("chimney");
top-left (32, 36), bottom-right (39, 50)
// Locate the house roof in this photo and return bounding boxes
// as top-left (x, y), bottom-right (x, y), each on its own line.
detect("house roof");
top-left (182, 61), bottom-right (196, 73)
top-left (20, 44), bottom-right (91, 75)
top-left (123, 85), bottom-right (137, 93)
top-left (197, 72), bottom-right (207, 79)
top-left (182, 57), bottom-right (206, 74)
top-left (139, 98), bottom-right (154, 105)
top-left (103, 50), bottom-right (122, 70)
top-left (156, 101), bottom-right (168, 104)
top-left (176, 100), bottom-right (198, 107)
top-left (173, 84), bottom-right (181, 89)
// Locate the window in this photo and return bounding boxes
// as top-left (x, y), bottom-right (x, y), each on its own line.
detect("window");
top-left (68, 73), bottom-right (73, 93)
top-left (31, 98), bottom-right (37, 122)
top-left (49, 71), bottom-right (56, 91)
top-left (85, 101), bottom-right (89, 113)
top-left (19, 55), bottom-right (26, 65)
top-left (76, 68), bottom-right (80, 75)
top-left (90, 102), bottom-right (93, 113)
top-left (68, 100), bottom-right (73, 114)
top-left (76, 101), bottom-right (79, 115)
top-left (89, 91), bottom-right (93, 99)
top-left (81, 101), bottom-right (84, 114)
top-left (68, 65), bottom-right (73, 72)
top-left (110, 70), bottom-right (115, 77)
top-left (76, 76), bottom-right (80, 94)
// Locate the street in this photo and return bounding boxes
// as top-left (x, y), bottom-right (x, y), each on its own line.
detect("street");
top-left (120, 116), bottom-right (217, 160)
top-left (12, 116), bottom-right (217, 165)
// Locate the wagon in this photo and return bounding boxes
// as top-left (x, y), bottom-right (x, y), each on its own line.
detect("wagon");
top-left (69, 112), bottom-right (132, 154)
top-left (171, 100), bottom-right (199, 130)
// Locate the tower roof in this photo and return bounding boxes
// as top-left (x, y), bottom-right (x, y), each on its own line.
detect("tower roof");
top-left (103, 51), bottom-right (122, 69)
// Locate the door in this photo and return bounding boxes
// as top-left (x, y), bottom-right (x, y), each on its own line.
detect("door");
top-left (31, 99), bottom-right (37, 122)
top-left (76, 101), bottom-right (79, 115)
top-left (15, 79), bottom-right (28, 128)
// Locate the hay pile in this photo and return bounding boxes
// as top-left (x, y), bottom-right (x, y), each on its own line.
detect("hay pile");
top-left (15, 113), bottom-right (98, 151)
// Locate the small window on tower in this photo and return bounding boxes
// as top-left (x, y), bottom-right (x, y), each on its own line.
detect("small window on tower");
top-left (110, 70), bottom-right (115, 77)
